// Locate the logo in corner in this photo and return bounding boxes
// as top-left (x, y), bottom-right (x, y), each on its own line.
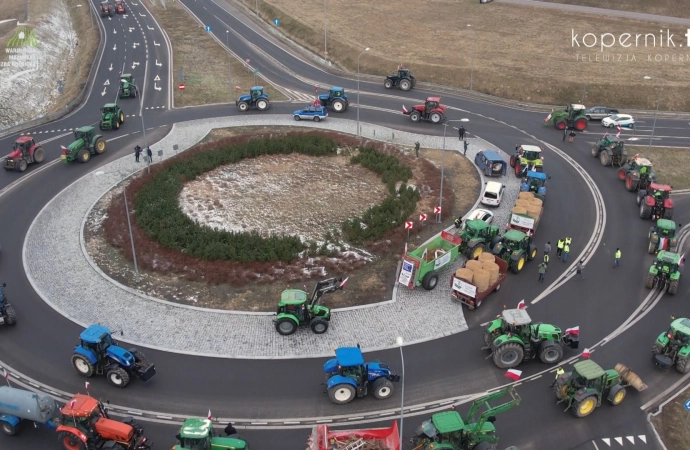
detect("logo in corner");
top-left (7, 26), bottom-right (39, 48)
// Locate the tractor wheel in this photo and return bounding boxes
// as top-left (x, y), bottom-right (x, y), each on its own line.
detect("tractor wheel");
top-left (667, 280), bottom-right (679, 295)
top-left (529, 246), bottom-right (538, 261)
top-left (132, 87), bottom-right (138, 98)
top-left (371, 377), bottom-right (395, 400)
top-left (493, 342), bottom-right (524, 369)
top-left (469, 243), bottom-right (485, 260)
top-left (107, 367), bottom-right (130, 388)
top-left (237, 102), bottom-right (249, 112)
top-left (639, 202), bottom-right (652, 219)
top-left (58, 431), bottom-right (87, 450)
top-left (293, 115), bottom-right (300, 121)
top-left (483, 330), bottom-right (495, 347)
top-left (313, 116), bottom-right (321, 122)
top-left (514, 163), bottom-right (521, 177)
top-left (553, 381), bottom-right (568, 401)
top-left (1, 421), bottom-right (16, 436)
top-left (663, 207), bottom-right (674, 220)
top-left (617, 168), bottom-right (627, 181)
top-left (4, 305), bottom-right (16, 325)
top-left (574, 118), bottom-right (588, 131)
top-left (430, 112), bottom-right (443, 124)
top-left (384, 79), bottom-right (393, 89)
top-left (572, 396), bottom-right (597, 418)
top-left (644, 273), bottom-right (656, 289)
top-left (309, 318), bottom-right (329, 334)
top-left (17, 159), bottom-right (27, 172)
top-left (275, 317), bottom-right (298, 336)
top-left (77, 149), bottom-right (91, 163)
top-left (509, 155), bottom-right (516, 168)
top-left (328, 384), bottom-right (356, 405)
top-left (599, 151), bottom-right (611, 166)
top-left (114, 120), bottom-right (120, 130)
top-left (652, 343), bottom-right (664, 355)
top-left (591, 145), bottom-right (599, 158)
top-left (409, 111), bottom-right (421, 123)
top-left (509, 256), bottom-right (525, 274)
top-left (421, 271), bottom-right (439, 291)
top-left (538, 343), bottom-right (564, 364)
top-left (647, 240), bottom-right (657, 254)
top-left (71, 354), bottom-right (95, 377)
top-left (94, 138), bottom-right (106, 154)
top-left (33, 147), bottom-right (45, 163)
top-left (331, 100), bottom-right (345, 112)
top-left (676, 357), bottom-right (690, 374)
top-left (637, 190), bottom-right (647, 205)
top-left (625, 174), bottom-right (639, 192)
top-left (608, 385), bottom-right (627, 406)
top-left (256, 99), bottom-right (269, 111)
top-left (400, 79), bottom-right (412, 91)
top-left (119, 112), bottom-right (125, 123)
top-left (554, 120), bottom-right (566, 130)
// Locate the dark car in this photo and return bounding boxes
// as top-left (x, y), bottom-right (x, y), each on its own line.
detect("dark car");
top-left (474, 149), bottom-right (507, 177)
top-left (584, 106), bottom-right (619, 120)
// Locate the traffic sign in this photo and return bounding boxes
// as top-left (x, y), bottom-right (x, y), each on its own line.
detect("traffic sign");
top-left (419, 214), bottom-right (427, 222)
top-left (205, 25), bottom-right (212, 32)
top-left (179, 83), bottom-right (185, 91)
top-left (684, 398), bottom-right (690, 411)
top-left (253, 68), bottom-right (259, 74)
top-left (434, 206), bottom-right (442, 214)
top-left (405, 222), bottom-right (413, 230)
top-left (273, 18), bottom-right (280, 26)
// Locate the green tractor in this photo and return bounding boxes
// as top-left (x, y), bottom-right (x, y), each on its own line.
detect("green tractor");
top-left (482, 308), bottom-right (580, 369)
top-left (554, 359), bottom-right (647, 418)
top-left (384, 66), bottom-right (416, 91)
top-left (457, 219), bottom-right (501, 260)
top-left (412, 386), bottom-right (520, 450)
top-left (99, 103), bottom-right (125, 131)
top-left (60, 126), bottom-right (106, 164)
top-left (652, 316), bottom-right (690, 374)
top-left (273, 277), bottom-right (346, 336)
top-left (119, 74), bottom-right (138, 98)
top-left (491, 229), bottom-right (538, 274)
top-left (617, 156), bottom-right (656, 192)
top-left (645, 250), bottom-right (682, 295)
top-left (543, 103), bottom-right (589, 131)
top-left (647, 219), bottom-right (679, 254)
top-left (173, 418), bottom-right (248, 450)
top-left (509, 145), bottom-right (543, 177)
top-left (591, 135), bottom-right (628, 167)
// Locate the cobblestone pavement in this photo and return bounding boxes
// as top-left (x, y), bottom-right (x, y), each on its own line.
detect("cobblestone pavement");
top-left (23, 116), bottom-right (521, 359)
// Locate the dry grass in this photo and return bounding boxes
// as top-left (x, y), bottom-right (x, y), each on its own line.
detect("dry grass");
top-left (540, 0), bottom-right (690, 19)
top-left (236, 0), bottom-right (690, 110)
top-left (651, 386), bottom-right (690, 450)
top-left (628, 146), bottom-right (690, 190)
top-left (144, 0), bottom-right (287, 106)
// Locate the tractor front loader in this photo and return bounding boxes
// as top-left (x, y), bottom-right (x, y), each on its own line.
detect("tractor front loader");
top-left (274, 277), bottom-right (347, 335)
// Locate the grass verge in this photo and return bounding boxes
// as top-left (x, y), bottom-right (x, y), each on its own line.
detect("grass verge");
top-left (539, 0), bottom-right (690, 19)
top-left (627, 146), bottom-right (690, 190)
top-left (145, 0), bottom-right (287, 106)
top-left (235, 0), bottom-right (690, 110)
top-left (651, 386), bottom-right (690, 450)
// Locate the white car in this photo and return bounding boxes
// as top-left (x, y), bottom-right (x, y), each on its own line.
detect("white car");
top-left (480, 181), bottom-right (505, 207)
top-left (466, 208), bottom-right (494, 224)
top-left (601, 114), bottom-right (635, 128)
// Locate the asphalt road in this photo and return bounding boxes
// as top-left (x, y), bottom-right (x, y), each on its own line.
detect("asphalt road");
top-left (1, 0), bottom-right (689, 448)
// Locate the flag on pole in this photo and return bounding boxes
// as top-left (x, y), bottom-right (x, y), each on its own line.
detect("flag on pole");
top-left (340, 277), bottom-right (349, 288)
top-left (565, 326), bottom-right (580, 336)
top-left (85, 381), bottom-right (90, 390)
top-left (680, 253), bottom-right (685, 267)
top-left (544, 113), bottom-right (552, 123)
top-left (517, 299), bottom-right (526, 309)
top-left (602, 132), bottom-right (608, 139)
top-left (582, 348), bottom-right (591, 359)
top-left (504, 369), bottom-right (522, 381)
top-left (314, 85), bottom-right (318, 93)
top-left (1, 368), bottom-right (7, 380)
top-left (70, 399), bottom-right (77, 409)
top-left (402, 105), bottom-right (409, 114)
top-left (207, 409), bottom-right (212, 420)
top-left (616, 124), bottom-right (621, 133)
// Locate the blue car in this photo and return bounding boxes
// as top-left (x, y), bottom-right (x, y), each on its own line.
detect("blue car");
top-left (323, 346), bottom-right (400, 404)
top-left (474, 149), bottom-right (507, 177)
top-left (293, 105), bottom-right (328, 122)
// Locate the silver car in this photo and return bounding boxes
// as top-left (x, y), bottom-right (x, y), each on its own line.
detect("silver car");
top-left (584, 106), bottom-right (619, 120)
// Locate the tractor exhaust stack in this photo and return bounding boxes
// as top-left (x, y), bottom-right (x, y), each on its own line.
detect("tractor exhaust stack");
top-left (615, 363), bottom-right (648, 391)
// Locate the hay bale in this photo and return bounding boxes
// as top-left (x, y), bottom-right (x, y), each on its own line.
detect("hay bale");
top-left (518, 191), bottom-right (535, 200)
top-left (515, 199), bottom-right (531, 208)
top-left (482, 262), bottom-right (500, 285)
top-left (512, 206), bottom-right (527, 215)
top-left (529, 198), bottom-right (543, 208)
top-left (526, 206), bottom-right (542, 218)
top-left (455, 268), bottom-right (474, 283)
top-left (473, 269), bottom-right (491, 293)
top-left (465, 260), bottom-right (483, 271)
top-left (478, 253), bottom-right (495, 263)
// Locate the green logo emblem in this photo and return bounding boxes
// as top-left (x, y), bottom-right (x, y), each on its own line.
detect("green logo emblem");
top-left (7, 27), bottom-right (39, 48)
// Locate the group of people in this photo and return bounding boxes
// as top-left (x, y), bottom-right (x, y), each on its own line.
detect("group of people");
top-left (539, 238), bottom-right (622, 283)
top-left (134, 144), bottom-right (153, 163)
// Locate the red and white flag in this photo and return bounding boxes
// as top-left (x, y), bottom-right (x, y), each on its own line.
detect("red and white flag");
top-left (314, 85), bottom-right (319, 93)
top-left (402, 105), bottom-right (409, 114)
top-left (1, 368), bottom-right (8, 380)
top-left (339, 277), bottom-right (349, 288)
top-left (69, 399), bottom-right (77, 409)
top-left (504, 369), bottom-right (522, 381)
top-left (235, 86), bottom-right (241, 91)
top-left (565, 326), bottom-right (579, 336)
top-left (602, 132), bottom-right (608, 139)
top-left (61, 145), bottom-right (68, 152)
top-left (616, 124), bottom-right (622, 138)
top-left (582, 348), bottom-right (591, 359)
top-left (544, 113), bottom-right (552, 123)
top-left (616, 124), bottom-right (621, 133)
top-left (85, 381), bottom-right (90, 391)
top-left (659, 237), bottom-right (668, 250)
top-left (517, 299), bottom-right (526, 309)
top-left (207, 409), bottom-right (212, 420)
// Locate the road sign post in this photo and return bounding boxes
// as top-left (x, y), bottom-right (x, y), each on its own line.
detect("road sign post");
top-left (434, 206), bottom-right (442, 223)
top-left (419, 213), bottom-right (427, 229)
top-left (405, 221), bottom-right (413, 240)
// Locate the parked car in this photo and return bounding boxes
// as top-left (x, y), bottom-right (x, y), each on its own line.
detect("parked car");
top-left (584, 106), bottom-right (619, 120)
top-left (474, 149), bottom-right (507, 177)
top-left (466, 208), bottom-right (494, 224)
top-left (293, 105), bottom-right (328, 122)
top-left (480, 181), bottom-right (505, 207)
top-left (601, 114), bottom-right (635, 128)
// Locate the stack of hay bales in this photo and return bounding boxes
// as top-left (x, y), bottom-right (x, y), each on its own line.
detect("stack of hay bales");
top-left (462, 254), bottom-right (496, 293)
top-left (479, 253), bottom-right (501, 287)
top-left (526, 197), bottom-right (543, 223)
top-left (454, 268), bottom-right (474, 283)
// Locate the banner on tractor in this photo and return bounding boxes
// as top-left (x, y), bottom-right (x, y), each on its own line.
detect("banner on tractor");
top-left (452, 278), bottom-right (477, 298)
top-left (510, 214), bottom-right (535, 230)
top-left (434, 251), bottom-right (452, 270)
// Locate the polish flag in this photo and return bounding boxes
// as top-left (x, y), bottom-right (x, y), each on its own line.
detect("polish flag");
top-left (659, 237), bottom-right (668, 250)
top-left (207, 409), bottom-right (212, 420)
top-left (402, 105), bottom-right (409, 114)
top-left (85, 381), bottom-right (90, 391)
top-left (314, 85), bottom-right (319, 92)
top-left (582, 348), bottom-right (591, 359)
top-left (61, 145), bottom-right (68, 153)
top-left (340, 277), bottom-right (349, 288)
top-left (504, 369), bottom-right (522, 381)
top-left (616, 124), bottom-right (622, 133)
top-left (602, 133), bottom-right (608, 139)
top-left (517, 299), bottom-right (526, 309)
top-left (565, 326), bottom-right (579, 336)
top-left (1, 368), bottom-right (8, 380)
top-left (544, 113), bottom-right (552, 123)
top-left (69, 399), bottom-right (77, 409)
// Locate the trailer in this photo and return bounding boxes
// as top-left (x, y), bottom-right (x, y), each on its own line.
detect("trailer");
top-left (398, 231), bottom-right (463, 291)
top-left (308, 421), bottom-right (400, 450)
top-left (450, 255), bottom-right (508, 309)
top-left (507, 193), bottom-right (543, 236)
top-left (0, 386), bottom-right (61, 435)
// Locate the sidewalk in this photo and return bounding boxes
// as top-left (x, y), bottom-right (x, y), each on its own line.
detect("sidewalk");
top-left (23, 115), bottom-right (521, 359)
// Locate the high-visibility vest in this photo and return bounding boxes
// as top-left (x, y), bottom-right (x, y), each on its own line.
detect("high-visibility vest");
top-left (544, 254), bottom-right (550, 263)
top-left (563, 244), bottom-right (570, 253)
top-left (556, 368), bottom-right (565, 378)
top-left (557, 240), bottom-right (564, 249)
top-left (615, 250), bottom-right (621, 259)
top-left (565, 237), bottom-right (572, 245)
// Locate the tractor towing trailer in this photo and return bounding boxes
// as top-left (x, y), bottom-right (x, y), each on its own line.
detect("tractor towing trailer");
top-left (507, 191), bottom-right (543, 236)
top-left (398, 231), bottom-right (463, 291)
top-left (0, 386), bottom-right (61, 435)
top-left (451, 254), bottom-right (508, 309)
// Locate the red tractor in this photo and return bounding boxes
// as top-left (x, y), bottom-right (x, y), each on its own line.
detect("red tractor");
top-left (637, 183), bottom-right (674, 220)
top-left (402, 97), bottom-right (446, 124)
top-left (115, 0), bottom-right (126, 14)
top-left (100, 1), bottom-right (113, 17)
top-left (3, 136), bottom-right (45, 172)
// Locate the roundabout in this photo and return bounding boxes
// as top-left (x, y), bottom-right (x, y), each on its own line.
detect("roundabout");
top-left (2, 0), bottom-right (690, 449)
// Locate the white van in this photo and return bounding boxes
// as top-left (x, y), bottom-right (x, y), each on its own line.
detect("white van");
top-left (480, 181), bottom-right (505, 207)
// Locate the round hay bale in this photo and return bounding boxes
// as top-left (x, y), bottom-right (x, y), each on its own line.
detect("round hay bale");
top-left (473, 269), bottom-right (491, 293)
top-left (518, 191), bottom-right (535, 200)
top-left (478, 252), bottom-right (495, 263)
top-left (482, 262), bottom-right (500, 285)
top-left (529, 198), bottom-right (543, 207)
top-left (512, 206), bottom-right (527, 215)
top-left (455, 268), bottom-right (474, 283)
top-left (515, 199), bottom-right (531, 208)
top-left (465, 260), bottom-right (483, 271)
top-left (527, 206), bottom-right (542, 217)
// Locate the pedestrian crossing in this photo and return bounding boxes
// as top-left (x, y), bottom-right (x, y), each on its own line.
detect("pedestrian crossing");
top-left (598, 435), bottom-right (649, 447)
top-left (282, 88), bottom-right (319, 103)
top-left (143, 106), bottom-right (166, 110)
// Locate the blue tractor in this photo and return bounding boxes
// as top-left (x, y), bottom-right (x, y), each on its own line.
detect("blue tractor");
top-left (71, 324), bottom-right (156, 388)
top-left (324, 346), bottom-right (400, 405)
top-left (520, 170), bottom-right (548, 201)
top-left (236, 86), bottom-right (270, 112)
top-left (317, 86), bottom-right (349, 112)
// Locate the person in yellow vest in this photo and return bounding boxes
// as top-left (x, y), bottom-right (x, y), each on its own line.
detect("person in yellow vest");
top-left (556, 239), bottom-right (564, 257)
top-left (562, 242), bottom-right (570, 262)
top-left (551, 366), bottom-right (565, 387)
top-left (565, 237), bottom-right (572, 247)
top-left (543, 253), bottom-right (550, 271)
top-left (614, 248), bottom-right (621, 267)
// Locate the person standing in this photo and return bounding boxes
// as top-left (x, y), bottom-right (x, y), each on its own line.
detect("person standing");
top-left (543, 253), bottom-right (550, 271)
top-left (224, 422), bottom-right (237, 436)
top-left (538, 263), bottom-right (546, 283)
top-left (565, 236), bottom-right (572, 247)
top-left (146, 146), bottom-right (153, 163)
top-left (614, 248), bottom-right (621, 267)
top-left (575, 260), bottom-right (584, 279)
top-left (544, 241), bottom-right (551, 256)
top-left (562, 126), bottom-right (568, 141)
top-left (458, 126), bottom-right (466, 141)
top-left (556, 239), bottom-right (564, 257)
top-left (134, 145), bottom-right (141, 162)
top-left (562, 242), bottom-right (570, 262)
top-left (551, 367), bottom-right (565, 387)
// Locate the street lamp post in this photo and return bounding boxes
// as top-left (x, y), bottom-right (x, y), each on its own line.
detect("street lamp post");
top-left (324, 0), bottom-right (328, 59)
top-left (356, 47), bottom-right (370, 137)
top-left (643, 76), bottom-right (662, 159)
top-left (396, 336), bottom-right (405, 445)
top-left (226, 30), bottom-right (233, 100)
top-left (439, 118), bottom-right (469, 223)
top-left (95, 171), bottom-right (140, 282)
top-left (140, 62), bottom-right (150, 173)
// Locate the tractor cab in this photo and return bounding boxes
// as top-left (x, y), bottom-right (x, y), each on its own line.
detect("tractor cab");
top-left (629, 157), bottom-right (654, 176)
top-left (516, 145), bottom-right (543, 163)
top-left (569, 360), bottom-right (607, 392)
top-left (668, 318), bottom-right (690, 345)
top-left (317, 87), bottom-right (348, 112)
top-left (120, 74), bottom-right (134, 86)
top-left (398, 68), bottom-right (412, 79)
top-left (101, 103), bottom-right (118, 115)
top-left (655, 251), bottom-right (681, 274)
top-left (327, 87), bottom-right (345, 100)
top-left (325, 347), bottom-right (368, 385)
top-left (650, 183), bottom-right (672, 201)
top-left (464, 219), bottom-right (490, 239)
top-left (100, 1), bottom-right (112, 11)
top-left (274, 277), bottom-right (345, 335)
top-left (74, 126), bottom-right (95, 142)
top-left (602, 136), bottom-right (624, 152)
top-left (425, 97), bottom-right (440, 112)
top-left (13, 136), bottom-right (35, 157)
top-left (498, 308), bottom-right (532, 337)
top-left (276, 289), bottom-right (310, 322)
top-left (78, 324), bottom-right (122, 361)
top-left (654, 219), bottom-right (677, 238)
top-left (502, 229), bottom-right (530, 253)
top-left (521, 171), bottom-right (547, 197)
top-left (173, 418), bottom-right (247, 450)
top-left (250, 86), bottom-right (264, 98)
